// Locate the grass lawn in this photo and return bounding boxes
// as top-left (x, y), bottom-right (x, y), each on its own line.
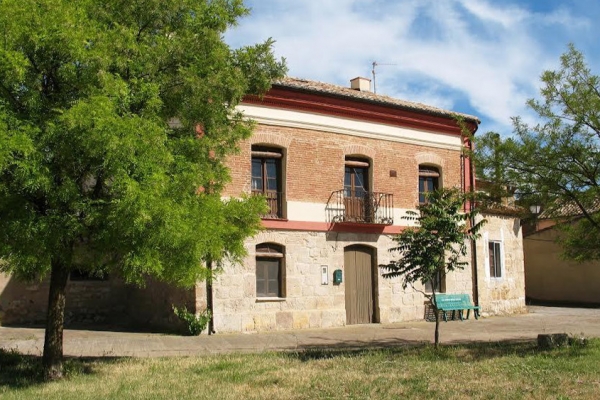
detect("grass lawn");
top-left (1, 339), bottom-right (599, 399)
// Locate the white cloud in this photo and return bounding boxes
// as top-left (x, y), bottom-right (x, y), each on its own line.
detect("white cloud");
top-left (458, 0), bottom-right (527, 28)
top-left (227, 0), bottom-right (595, 134)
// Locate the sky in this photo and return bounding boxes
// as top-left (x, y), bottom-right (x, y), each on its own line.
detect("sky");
top-left (225, 0), bottom-right (600, 135)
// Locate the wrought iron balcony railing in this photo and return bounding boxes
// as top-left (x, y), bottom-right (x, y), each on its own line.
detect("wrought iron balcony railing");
top-left (252, 191), bottom-right (284, 219)
top-left (326, 190), bottom-right (394, 225)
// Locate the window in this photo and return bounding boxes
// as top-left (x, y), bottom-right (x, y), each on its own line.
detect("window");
top-left (489, 241), bottom-right (503, 278)
top-left (256, 243), bottom-right (285, 298)
top-left (344, 157), bottom-right (371, 222)
top-left (344, 158), bottom-right (369, 198)
top-left (251, 146), bottom-right (283, 219)
top-left (419, 166), bottom-right (440, 204)
top-left (424, 270), bottom-right (445, 293)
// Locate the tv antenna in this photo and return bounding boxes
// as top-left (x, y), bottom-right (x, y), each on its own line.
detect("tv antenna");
top-left (372, 61), bottom-right (397, 94)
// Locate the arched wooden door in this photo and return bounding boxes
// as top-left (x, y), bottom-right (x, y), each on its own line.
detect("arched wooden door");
top-left (344, 245), bottom-right (376, 325)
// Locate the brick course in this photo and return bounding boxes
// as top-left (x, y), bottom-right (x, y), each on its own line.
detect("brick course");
top-left (225, 124), bottom-right (463, 209)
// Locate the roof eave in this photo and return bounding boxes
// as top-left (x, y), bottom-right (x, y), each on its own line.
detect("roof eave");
top-left (270, 82), bottom-right (481, 126)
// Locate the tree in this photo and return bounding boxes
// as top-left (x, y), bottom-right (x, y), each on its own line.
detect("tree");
top-left (379, 188), bottom-right (484, 347)
top-left (475, 45), bottom-right (600, 261)
top-left (0, 0), bottom-right (286, 379)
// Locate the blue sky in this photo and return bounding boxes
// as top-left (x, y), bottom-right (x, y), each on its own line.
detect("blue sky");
top-left (225, 0), bottom-right (600, 135)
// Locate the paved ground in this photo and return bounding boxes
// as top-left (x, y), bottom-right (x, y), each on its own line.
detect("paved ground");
top-left (1, 306), bottom-right (599, 358)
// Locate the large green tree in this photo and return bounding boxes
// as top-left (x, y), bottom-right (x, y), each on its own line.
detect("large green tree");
top-left (476, 45), bottom-right (600, 261)
top-left (0, 0), bottom-right (285, 379)
top-left (379, 188), bottom-right (484, 347)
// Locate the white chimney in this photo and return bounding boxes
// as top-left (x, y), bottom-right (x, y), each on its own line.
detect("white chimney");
top-left (350, 77), bottom-right (371, 92)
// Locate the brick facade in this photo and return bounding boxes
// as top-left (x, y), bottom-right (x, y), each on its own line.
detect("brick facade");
top-left (225, 124), bottom-right (463, 208)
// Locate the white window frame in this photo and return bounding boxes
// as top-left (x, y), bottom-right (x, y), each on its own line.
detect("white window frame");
top-left (483, 231), bottom-right (505, 280)
top-left (488, 240), bottom-right (503, 278)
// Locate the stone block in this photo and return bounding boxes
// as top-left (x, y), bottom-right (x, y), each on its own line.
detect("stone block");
top-left (333, 294), bottom-right (345, 307)
top-left (314, 285), bottom-right (331, 297)
top-left (309, 248), bottom-right (321, 257)
top-left (241, 314), bottom-right (256, 332)
top-left (392, 284), bottom-right (404, 295)
top-left (214, 286), bottom-right (229, 300)
top-left (303, 296), bottom-right (318, 309)
top-left (402, 306), bottom-right (419, 321)
top-left (263, 300), bottom-right (284, 310)
top-left (321, 310), bottom-right (344, 328)
top-left (387, 306), bottom-right (403, 320)
top-left (215, 314), bottom-right (241, 333)
top-left (276, 311), bottom-right (293, 330)
top-left (309, 311), bottom-right (322, 327)
top-left (253, 314), bottom-right (276, 331)
top-left (281, 297), bottom-right (300, 310)
top-left (296, 263), bottom-right (311, 275)
top-left (316, 296), bottom-right (334, 309)
top-left (402, 293), bottom-right (415, 306)
top-left (286, 278), bottom-right (302, 297)
top-left (302, 285), bottom-right (315, 296)
top-left (293, 312), bottom-right (310, 329)
top-left (243, 277), bottom-right (255, 297)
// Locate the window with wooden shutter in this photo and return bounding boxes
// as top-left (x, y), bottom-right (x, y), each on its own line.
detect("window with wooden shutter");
top-left (256, 243), bottom-right (285, 298)
top-left (419, 165), bottom-right (440, 204)
top-left (251, 146), bottom-right (284, 219)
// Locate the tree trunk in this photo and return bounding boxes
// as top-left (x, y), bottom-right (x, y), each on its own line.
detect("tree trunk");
top-left (206, 260), bottom-right (215, 335)
top-left (42, 259), bottom-right (70, 380)
top-left (431, 285), bottom-right (440, 348)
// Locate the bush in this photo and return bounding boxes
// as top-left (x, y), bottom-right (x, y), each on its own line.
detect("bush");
top-left (172, 306), bottom-right (211, 336)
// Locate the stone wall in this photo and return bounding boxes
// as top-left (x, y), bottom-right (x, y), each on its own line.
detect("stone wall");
top-left (0, 272), bottom-right (128, 325)
top-left (208, 230), bottom-right (474, 333)
top-left (125, 277), bottom-right (196, 333)
top-left (476, 214), bottom-right (526, 316)
top-left (0, 270), bottom-right (195, 332)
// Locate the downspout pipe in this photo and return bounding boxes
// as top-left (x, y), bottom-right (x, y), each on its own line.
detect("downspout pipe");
top-left (465, 127), bottom-right (480, 307)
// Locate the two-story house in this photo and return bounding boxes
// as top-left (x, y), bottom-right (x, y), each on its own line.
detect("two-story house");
top-left (198, 77), bottom-right (526, 332)
top-left (0, 77), bottom-right (526, 331)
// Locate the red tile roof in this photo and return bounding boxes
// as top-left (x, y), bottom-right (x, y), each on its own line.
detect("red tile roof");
top-left (273, 77), bottom-right (480, 124)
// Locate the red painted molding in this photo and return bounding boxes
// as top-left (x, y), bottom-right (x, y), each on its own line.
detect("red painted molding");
top-left (244, 87), bottom-right (478, 136)
top-left (261, 219), bottom-right (405, 234)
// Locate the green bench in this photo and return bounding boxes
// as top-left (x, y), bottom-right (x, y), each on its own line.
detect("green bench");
top-left (432, 294), bottom-right (480, 322)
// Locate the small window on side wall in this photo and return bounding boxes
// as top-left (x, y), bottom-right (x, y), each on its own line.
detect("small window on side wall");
top-left (256, 243), bottom-right (285, 298)
top-left (419, 165), bottom-right (440, 204)
top-left (489, 241), bottom-right (503, 278)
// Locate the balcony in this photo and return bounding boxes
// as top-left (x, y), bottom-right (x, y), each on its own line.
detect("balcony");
top-left (252, 191), bottom-right (284, 219)
top-left (326, 190), bottom-right (393, 225)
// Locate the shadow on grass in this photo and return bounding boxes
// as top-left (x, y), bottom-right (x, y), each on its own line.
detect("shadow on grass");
top-left (288, 338), bottom-right (595, 363)
top-left (0, 348), bottom-right (125, 389)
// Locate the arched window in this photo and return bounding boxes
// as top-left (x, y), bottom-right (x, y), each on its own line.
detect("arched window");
top-left (251, 145), bottom-right (284, 219)
top-left (418, 165), bottom-right (441, 204)
top-left (344, 156), bottom-right (370, 198)
top-left (344, 156), bottom-right (372, 222)
top-left (255, 243), bottom-right (285, 298)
